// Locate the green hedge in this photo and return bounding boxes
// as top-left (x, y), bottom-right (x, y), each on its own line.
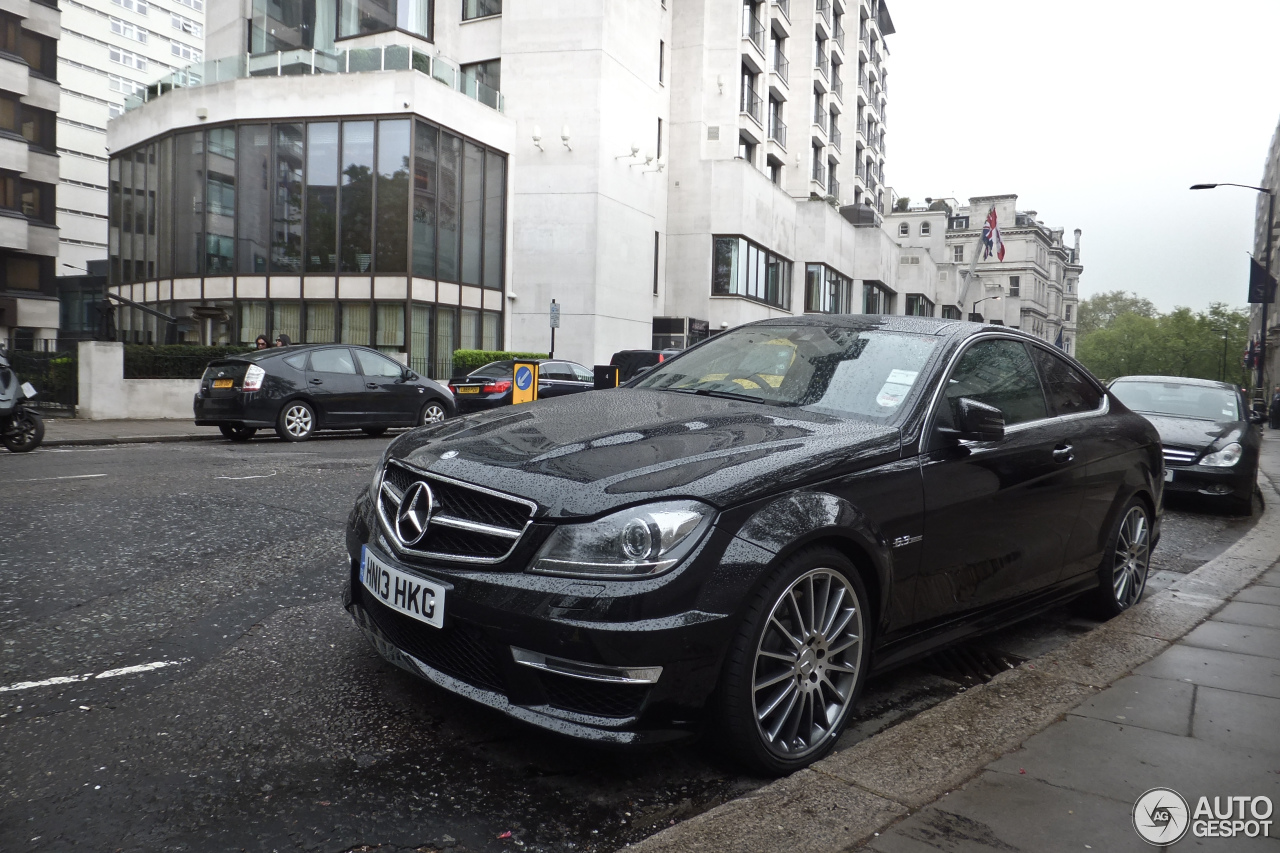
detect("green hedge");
top-left (124, 344), bottom-right (255, 379)
top-left (451, 349), bottom-right (549, 376)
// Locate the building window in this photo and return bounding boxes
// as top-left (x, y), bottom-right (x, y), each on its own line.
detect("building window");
top-left (905, 294), bottom-right (934, 317)
top-left (656, 117), bottom-right (663, 159)
top-left (1009, 275), bottom-right (1020, 296)
top-left (768, 158), bottom-right (781, 185)
top-left (653, 231), bottom-right (660, 295)
top-left (712, 235), bottom-right (792, 310)
top-left (949, 216), bottom-right (969, 230)
top-left (738, 135), bottom-right (756, 165)
top-left (0, 13), bottom-right (18, 56)
top-left (171, 42), bottom-right (202, 62)
top-left (174, 0), bottom-right (203, 12)
top-left (171, 12), bottom-right (203, 36)
top-left (920, 221), bottom-right (930, 236)
top-left (20, 31), bottom-right (57, 77)
top-left (20, 106), bottom-right (56, 151)
top-left (898, 222), bottom-right (908, 237)
top-left (110, 17), bottom-right (148, 43)
top-left (340, 0), bottom-right (432, 39)
top-left (804, 263), bottom-right (853, 314)
top-left (461, 59), bottom-right (501, 108)
top-left (953, 245), bottom-right (963, 263)
top-left (863, 282), bottom-right (891, 314)
top-left (109, 47), bottom-right (147, 71)
top-left (1065, 304), bottom-right (1072, 321)
top-left (659, 40), bottom-right (664, 83)
top-left (463, 0), bottom-right (501, 21)
top-left (112, 0), bottom-right (149, 15)
top-left (941, 305), bottom-right (962, 320)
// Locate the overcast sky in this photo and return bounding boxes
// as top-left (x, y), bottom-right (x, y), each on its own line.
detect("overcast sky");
top-left (885, 0), bottom-right (1280, 313)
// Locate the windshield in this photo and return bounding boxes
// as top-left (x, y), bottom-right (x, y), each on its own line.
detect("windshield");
top-left (633, 324), bottom-right (939, 421)
top-left (469, 361), bottom-right (515, 379)
top-left (1111, 380), bottom-right (1241, 421)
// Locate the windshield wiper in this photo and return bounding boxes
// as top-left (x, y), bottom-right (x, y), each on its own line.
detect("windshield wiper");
top-left (663, 387), bottom-right (783, 405)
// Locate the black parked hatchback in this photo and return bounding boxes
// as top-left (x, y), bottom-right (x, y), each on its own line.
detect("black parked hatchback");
top-left (448, 359), bottom-right (595, 414)
top-left (344, 316), bottom-right (1162, 774)
top-left (194, 344), bottom-right (455, 442)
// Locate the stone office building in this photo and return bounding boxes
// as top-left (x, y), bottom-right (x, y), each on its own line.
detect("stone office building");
top-left (107, 0), bottom-right (906, 374)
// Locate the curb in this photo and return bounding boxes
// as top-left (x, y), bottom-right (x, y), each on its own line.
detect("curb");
top-left (42, 433), bottom-right (222, 448)
top-left (622, 467), bottom-right (1280, 853)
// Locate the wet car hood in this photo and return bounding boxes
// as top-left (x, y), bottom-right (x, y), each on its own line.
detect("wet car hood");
top-left (1140, 413), bottom-right (1242, 450)
top-left (387, 389), bottom-right (903, 518)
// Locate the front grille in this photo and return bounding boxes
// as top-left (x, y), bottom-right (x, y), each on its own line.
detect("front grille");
top-left (1163, 446), bottom-right (1199, 467)
top-left (379, 460), bottom-right (535, 564)
top-left (363, 593), bottom-right (505, 693)
top-left (537, 670), bottom-right (650, 719)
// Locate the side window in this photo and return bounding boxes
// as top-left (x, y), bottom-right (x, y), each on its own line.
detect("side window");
top-left (309, 347), bottom-right (357, 374)
top-left (571, 364), bottom-right (594, 382)
top-left (282, 353), bottom-right (307, 370)
top-left (540, 362), bottom-right (574, 381)
top-left (936, 339), bottom-right (1048, 428)
top-left (1029, 346), bottom-right (1102, 416)
top-left (355, 349), bottom-right (404, 378)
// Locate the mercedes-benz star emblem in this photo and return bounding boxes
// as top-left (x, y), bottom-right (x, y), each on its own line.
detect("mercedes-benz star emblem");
top-left (395, 481), bottom-right (434, 548)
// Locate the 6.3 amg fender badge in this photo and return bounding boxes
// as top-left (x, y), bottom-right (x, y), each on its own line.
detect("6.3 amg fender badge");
top-left (394, 481), bottom-right (435, 548)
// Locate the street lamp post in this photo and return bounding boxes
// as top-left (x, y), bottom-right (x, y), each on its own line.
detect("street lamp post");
top-left (1190, 182), bottom-right (1275, 389)
top-left (969, 294), bottom-right (1001, 323)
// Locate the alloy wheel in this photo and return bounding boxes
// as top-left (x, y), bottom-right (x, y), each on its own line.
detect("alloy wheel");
top-left (752, 568), bottom-right (864, 760)
top-left (421, 402), bottom-right (447, 425)
top-left (1111, 505), bottom-right (1150, 609)
top-left (284, 404), bottom-right (313, 439)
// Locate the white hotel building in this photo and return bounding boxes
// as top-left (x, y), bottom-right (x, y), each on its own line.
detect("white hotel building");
top-left (106, 0), bottom-right (1016, 377)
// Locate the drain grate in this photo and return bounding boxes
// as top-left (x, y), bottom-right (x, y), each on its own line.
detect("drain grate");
top-left (920, 646), bottom-right (1026, 687)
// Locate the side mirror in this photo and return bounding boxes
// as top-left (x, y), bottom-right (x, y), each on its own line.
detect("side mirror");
top-left (402, 368), bottom-right (415, 381)
top-left (1249, 410), bottom-right (1266, 425)
top-left (939, 397), bottom-right (1006, 442)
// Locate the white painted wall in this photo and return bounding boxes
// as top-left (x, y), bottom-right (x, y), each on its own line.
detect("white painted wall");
top-left (77, 341), bottom-right (199, 420)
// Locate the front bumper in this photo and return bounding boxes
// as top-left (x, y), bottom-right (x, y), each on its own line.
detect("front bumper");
top-left (1163, 463), bottom-right (1253, 500)
top-left (341, 517), bottom-right (752, 743)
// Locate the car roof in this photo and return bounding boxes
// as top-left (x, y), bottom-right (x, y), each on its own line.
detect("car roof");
top-left (1110, 375), bottom-right (1238, 390)
top-left (472, 358), bottom-right (587, 369)
top-left (229, 343), bottom-right (392, 363)
top-left (740, 313), bottom-right (1039, 343)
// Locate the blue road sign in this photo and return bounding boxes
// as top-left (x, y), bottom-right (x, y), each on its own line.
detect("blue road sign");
top-left (515, 365), bottom-right (533, 391)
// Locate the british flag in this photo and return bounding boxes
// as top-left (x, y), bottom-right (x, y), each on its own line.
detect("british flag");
top-left (981, 207), bottom-right (1006, 261)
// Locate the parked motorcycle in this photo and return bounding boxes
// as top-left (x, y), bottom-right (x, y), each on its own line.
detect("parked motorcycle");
top-left (0, 347), bottom-right (44, 452)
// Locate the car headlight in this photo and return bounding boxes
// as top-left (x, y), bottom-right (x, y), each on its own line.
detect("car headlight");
top-left (1201, 442), bottom-right (1243, 467)
top-left (531, 500), bottom-right (715, 579)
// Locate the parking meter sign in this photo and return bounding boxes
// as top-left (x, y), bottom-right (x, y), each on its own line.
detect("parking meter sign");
top-left (512, 362), bottom-right (538, 405)
top-left (550, 302), bottom-right (561, 329)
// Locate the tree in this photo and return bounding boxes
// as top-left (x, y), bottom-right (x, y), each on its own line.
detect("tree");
top-left (1075, 301), bottom-right (1250, 384)
top-left (1076, 290), bottom-right (1158, 336)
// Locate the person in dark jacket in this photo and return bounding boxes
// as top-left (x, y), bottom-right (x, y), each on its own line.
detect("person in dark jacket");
top-left (274, 334), bottom-right (292, 347)
top-left (1269, 385), bottom-right (1280, 429)
top-left (255, 335), bottom-right (270, 350)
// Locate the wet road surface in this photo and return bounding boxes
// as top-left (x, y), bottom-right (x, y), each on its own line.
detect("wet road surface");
top-left (0, 436), bottom-right (1258, 852)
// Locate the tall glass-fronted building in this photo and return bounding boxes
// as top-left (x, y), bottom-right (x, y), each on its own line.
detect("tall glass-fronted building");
top-left (107, 0), bottom-right (511, 378)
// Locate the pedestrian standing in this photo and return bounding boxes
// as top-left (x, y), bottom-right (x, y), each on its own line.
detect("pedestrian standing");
top-left (1269, 385), bottom-right (1280, 429)
top-left (275, 334), bottom-right (292, 347)
top-left (255, 335), bottom-right (270, 350)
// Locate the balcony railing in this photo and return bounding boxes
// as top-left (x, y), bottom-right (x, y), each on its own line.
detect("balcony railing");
top-left (769, 115), bottom-right (787, 148)
top-left (834, 22), bottom-right (845, 49)
top-left (859, 71), bottom-right (868, 93)
top-left (829, 175), bottom-right (840, 199)
top-left (772, 49), bottom-right (789, 84)
top-left (816, 0), bottom-right (831, 26)
top-left (123, 45), bottom-right (505, 113)
top-left (773, 0), bottom-right (790, 21)
top-left (741, 87), bottom-right (763, 126)
top-left (743, 9), bottom-right (766, 53)
top-left (814, 101), bottom-right (826, 127)
top-left (831, 66), bottom-right (842, 99)
top-left (815, 46), bottom-right (829, 80)
top-left (830, 123), bottom-right (841, 151)
top-left (812, 159), bottom-right (826, 187)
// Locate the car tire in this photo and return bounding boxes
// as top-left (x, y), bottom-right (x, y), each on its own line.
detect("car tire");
top-left (419, 400), bottom-right (448, 426)
top-left (363, 426), bottom-right (388, 437)
top-left (715, 546), bottom-right (872, 776)
top-left (1090, 497), bottom-right (1152, 618)
top-left (218, 423), bottom-right (258, 442)
top-left (1226, 491), bottom-right (1254, 517)
top-left (276, 400), bottom-right (316, 442)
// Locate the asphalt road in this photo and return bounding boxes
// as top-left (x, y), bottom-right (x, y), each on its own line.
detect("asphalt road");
top-left (0, 435), bottom-right (1259, 853)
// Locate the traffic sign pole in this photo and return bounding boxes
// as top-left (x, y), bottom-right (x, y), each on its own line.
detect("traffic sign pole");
top-left (549, 299), bottom-right (560, 358)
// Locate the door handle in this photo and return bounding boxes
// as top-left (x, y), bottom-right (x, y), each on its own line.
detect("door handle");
top-left (309, 378), bottom-right (323, 385)
top-left (1052, 444), bottom-right (1075, 463)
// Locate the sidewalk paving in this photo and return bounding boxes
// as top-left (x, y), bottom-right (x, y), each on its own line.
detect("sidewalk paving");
top-left (628, 433), bottom-right (1280, 853)
top-left (40, 417), bottom-right (224, 447)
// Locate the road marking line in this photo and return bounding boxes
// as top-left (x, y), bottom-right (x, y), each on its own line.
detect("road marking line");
top-left (0, 658), bottom-right (190, 693)
top-left (215, 473), bottom-right (277, 480)
top-left (14, 474), bottom-right (107, 483)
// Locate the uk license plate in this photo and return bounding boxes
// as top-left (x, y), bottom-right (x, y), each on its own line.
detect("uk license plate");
top-left (213, 378), bottom-right (234, 389)
top-left (1164, 469), bottom-right (1174, 482)
top-left (457, 386), bottom-right (480, 394)
top-left (360, 547), bottom-right (446, 629)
